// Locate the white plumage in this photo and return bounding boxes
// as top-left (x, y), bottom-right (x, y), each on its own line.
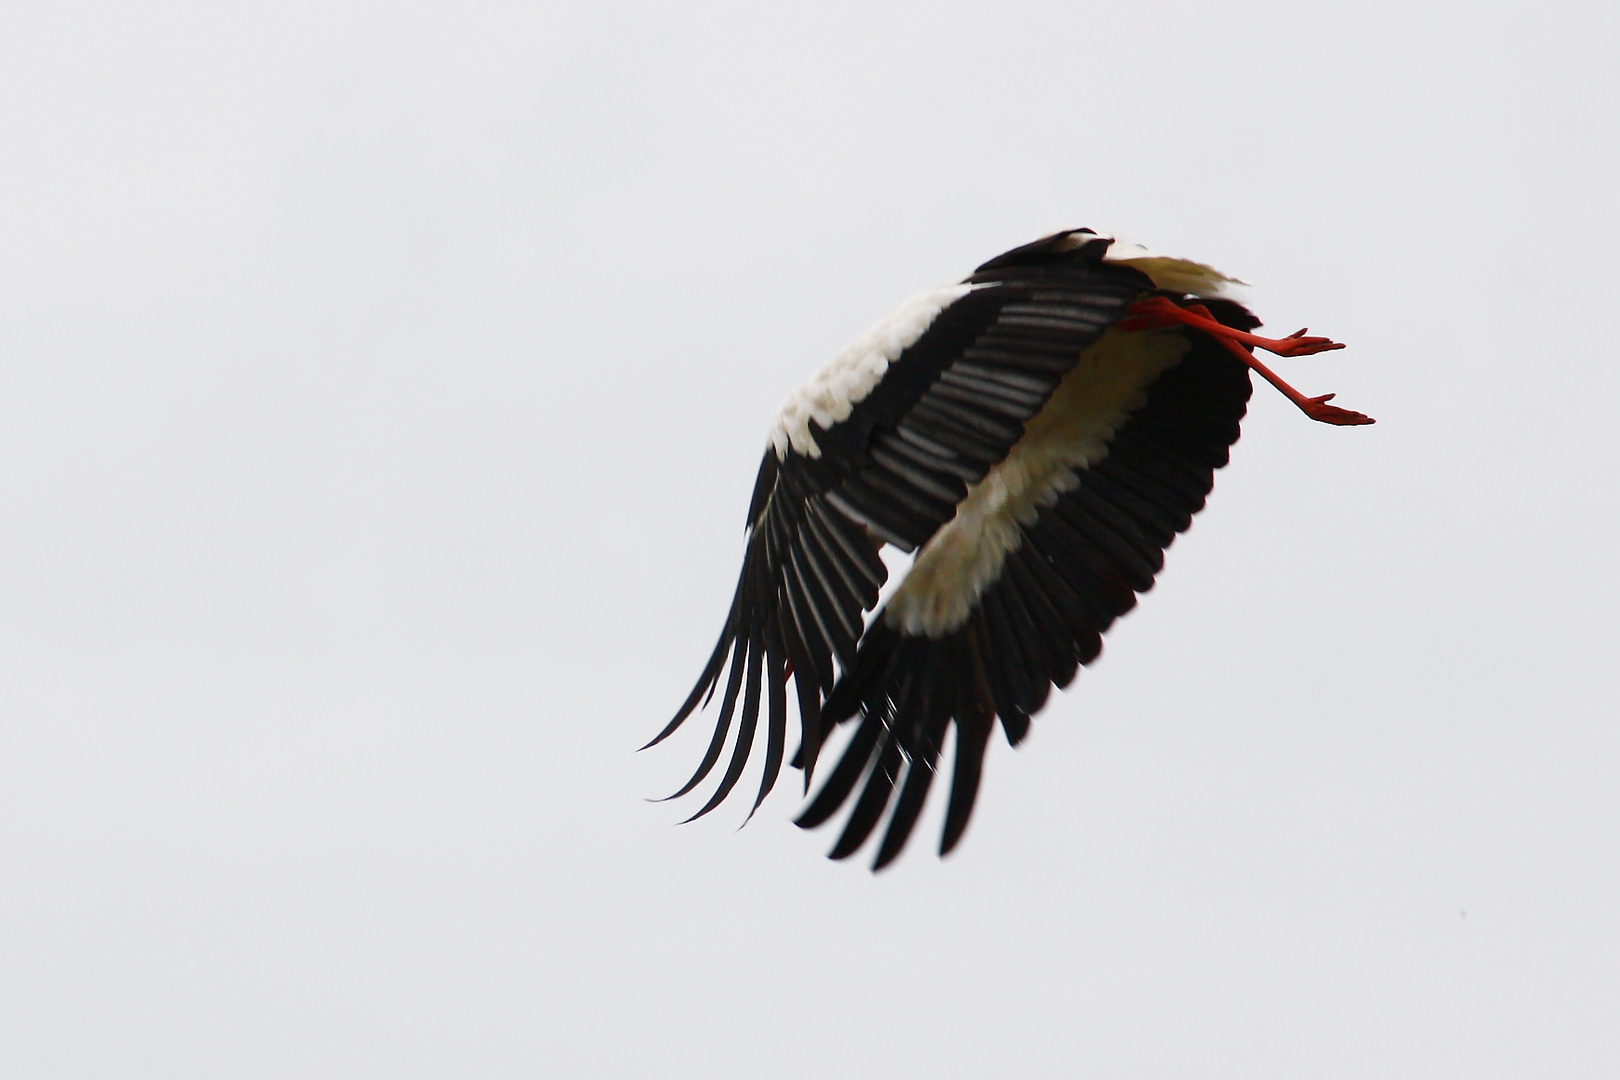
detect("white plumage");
top-left (770, 282), bottom-right (978, 458)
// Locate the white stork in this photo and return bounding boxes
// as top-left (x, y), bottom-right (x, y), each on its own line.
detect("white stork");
top-left (646, 228), bottom-right (1372, 869)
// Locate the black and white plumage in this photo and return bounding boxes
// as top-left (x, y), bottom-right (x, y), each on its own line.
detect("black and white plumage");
top-left (647, 228), bottom-right (1371, 869)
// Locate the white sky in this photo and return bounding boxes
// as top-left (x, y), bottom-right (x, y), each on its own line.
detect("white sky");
top-left (2, 1), bottom-right (1617, 1076)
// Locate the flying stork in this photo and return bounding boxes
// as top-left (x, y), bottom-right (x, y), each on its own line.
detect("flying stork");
top-left (646, 228), bottom-right (1372, 870)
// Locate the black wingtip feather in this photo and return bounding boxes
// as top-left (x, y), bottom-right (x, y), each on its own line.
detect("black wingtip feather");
top-left (641, 602), bottom-right (741, 752)
top-left (828, 731), bottom-right (904, 860)
top-left (743, 631), bottom-right (790, 823)
top-left (871, 654), bottom-right (953, 870)
top-left (653, 634), bottom-right (748, 801)
top-left (940, 709), bottom-right (992, 856)
top-left (796, 710), bottom-right (885, 831)
top-left (678, 630), bottom-right (765, 824)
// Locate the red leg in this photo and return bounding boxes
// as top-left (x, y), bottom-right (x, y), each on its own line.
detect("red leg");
top-left (1119, 297), bottom-right (1374, 426)
top-left (1118, 295), bottom-right (1346, 357)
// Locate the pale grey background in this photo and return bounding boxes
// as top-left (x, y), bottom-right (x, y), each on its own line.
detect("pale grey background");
top-left (1, 1), bottom-right (1616, 1076)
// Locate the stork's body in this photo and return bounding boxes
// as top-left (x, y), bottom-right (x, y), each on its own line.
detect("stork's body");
top-left (648, 229), bottom-right (1371, 869)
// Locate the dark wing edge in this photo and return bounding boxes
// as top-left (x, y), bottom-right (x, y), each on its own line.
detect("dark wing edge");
top-left (799, 302), bottom-right (1260, 869)
top-left (642, 452), bottom-right (890, 818)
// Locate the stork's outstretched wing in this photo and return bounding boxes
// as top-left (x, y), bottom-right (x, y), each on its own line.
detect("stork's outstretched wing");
top-left (648, 232), bottom-right (1152, 826)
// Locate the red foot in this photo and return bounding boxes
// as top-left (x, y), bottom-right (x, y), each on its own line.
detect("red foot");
top-left (1265, 327), bottom-right (1347, 357)
top-left (1299, 393), bottom-right (1375, 427)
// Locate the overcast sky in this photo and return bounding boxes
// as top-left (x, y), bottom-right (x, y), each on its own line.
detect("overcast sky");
top-left (2, 1), bottom-right (1617, 1076)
